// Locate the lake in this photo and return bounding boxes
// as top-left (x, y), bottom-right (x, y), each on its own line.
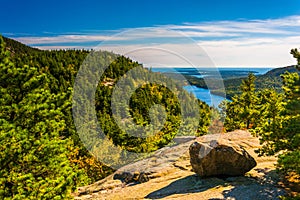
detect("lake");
top-left (183, 85), bottom-right (227, 108)
top-left (151, 67), bottom-right (273, 107)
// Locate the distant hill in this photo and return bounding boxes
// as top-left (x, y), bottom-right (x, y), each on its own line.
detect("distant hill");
top-left (222, 65), bottom-right (300, 98)
top-left (185, 66), bottom-right (300, 99)
top-left (263, 65), bottom-right (299, 77)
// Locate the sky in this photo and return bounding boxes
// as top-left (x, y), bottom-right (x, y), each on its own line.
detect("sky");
top-left (1, 0), bottom-right (300, 67)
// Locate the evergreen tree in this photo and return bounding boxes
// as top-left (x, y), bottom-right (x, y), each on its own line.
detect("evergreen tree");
top-left (290, 48), bottom-right (300, 68)
top-left (278, 71), bottom-right (300, 174)
top-left (0, 36), bottom-right (87, 199)
top-left (253, 49), bottom-right (300, 176)
top-left (224, 73), bottom-right (259, 131)
top-left (239, 73), bottom-right (259, 129)
top-left (252, 89), bottom-right (285, 154)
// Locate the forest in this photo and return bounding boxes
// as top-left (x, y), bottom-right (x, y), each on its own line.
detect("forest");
top-left (0, 36), bottom-right (210, 199)
top-left (0, 36), bottom-right (299, 199)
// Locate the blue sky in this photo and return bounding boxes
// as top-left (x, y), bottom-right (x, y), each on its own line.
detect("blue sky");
top-left (1, 0), bottom-right (300, 67)
top-left (2, 0), bottom-right (300, 34)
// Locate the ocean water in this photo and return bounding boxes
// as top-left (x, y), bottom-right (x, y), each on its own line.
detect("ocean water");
top-left (151, 67), bottom-right (273, 107)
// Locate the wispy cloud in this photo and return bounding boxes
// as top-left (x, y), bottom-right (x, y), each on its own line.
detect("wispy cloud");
top-left (14, 34), bottom-right (125, 45)
top-left (10, 15), bottom-right (300, 67)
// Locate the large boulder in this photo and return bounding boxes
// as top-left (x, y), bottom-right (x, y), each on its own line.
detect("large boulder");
top-left (189, 135), bottom-right (257, 177)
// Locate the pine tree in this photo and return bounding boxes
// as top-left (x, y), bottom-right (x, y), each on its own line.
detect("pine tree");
top-left (239, 73), bottom-right (259, 129)
top-left (252, 89), bottom-right (285, 154)
top-left (291, 48), bottom-right (300, 68)
top-left (0, 36), bottom-right (87, 199)
top-left (224, 73), bottom-right (259, 131)
top-left (278, 71), bottom-right (300, 174)
top-left (253, 49), bottom-right (300, 176)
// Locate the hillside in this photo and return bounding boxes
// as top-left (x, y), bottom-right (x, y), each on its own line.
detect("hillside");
top-left (264, 65), bottom-right (299, 76)
top-left (3, 36), bottom-right (41, 55)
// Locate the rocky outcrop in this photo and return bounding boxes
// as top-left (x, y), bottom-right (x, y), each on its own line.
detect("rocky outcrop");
top-left (74, 131), bottom-right (287, 200)
top-left (112, 136), bottom-right (196, 184)
top-left (75, 136), bottom-right (195, 196)
top-left (189, 134), bottom-right (257, 177)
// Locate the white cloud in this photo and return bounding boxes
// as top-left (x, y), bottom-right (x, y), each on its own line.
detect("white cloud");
top-left (11, 15), bottom-right (300, 67)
